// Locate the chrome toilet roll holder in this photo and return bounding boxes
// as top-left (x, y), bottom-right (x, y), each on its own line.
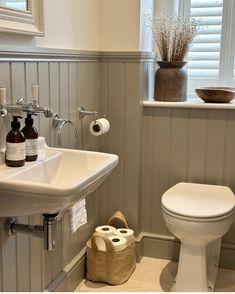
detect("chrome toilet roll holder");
top-left (78, 106), bottom-right (107, 122)
top-left (78, 107), bottom-right (98, 120)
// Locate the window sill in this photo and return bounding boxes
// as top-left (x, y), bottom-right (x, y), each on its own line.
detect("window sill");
top-left (143, 98), bottom-right (235, 110)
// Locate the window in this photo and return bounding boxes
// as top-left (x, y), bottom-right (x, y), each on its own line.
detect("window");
top-left (181, 0), bottom-right (235, 97)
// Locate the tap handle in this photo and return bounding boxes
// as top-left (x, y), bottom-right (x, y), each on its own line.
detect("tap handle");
top-left (0, 87), bottom-right (6, 105)
top-left (32, 84), bottom-right (39, 103)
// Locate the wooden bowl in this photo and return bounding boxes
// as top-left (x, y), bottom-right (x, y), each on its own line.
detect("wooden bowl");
top-left (195, 87), bottom-right (235, 103)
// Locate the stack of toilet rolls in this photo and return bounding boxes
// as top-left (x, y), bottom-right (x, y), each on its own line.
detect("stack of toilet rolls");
top-left (94, 225), bottom-right (134, 251)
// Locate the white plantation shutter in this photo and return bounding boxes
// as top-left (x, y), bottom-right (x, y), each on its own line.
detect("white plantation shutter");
top-left (182, 0), bottom-right (235, 97)
top-left (187, 0), bottom-right (223, 96)
top-left (189, 0), bottom-right (223, 77)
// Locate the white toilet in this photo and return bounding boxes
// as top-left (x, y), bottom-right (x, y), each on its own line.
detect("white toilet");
top-left (161, 182), bottom-right (235, 292)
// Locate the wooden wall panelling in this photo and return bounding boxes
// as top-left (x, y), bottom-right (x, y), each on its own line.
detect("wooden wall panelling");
top-left (29, 215), bottom-right (43, 291)
top-left (105, 63), bottom-right (125, 220)
top-left (205, 109), bottom-right (227, 185)
top-left (49, 62), bottom-right (60, 147)
top-left (51, 217), bottom-right (63, 281)
top-left (61, 211), bottom-right (71, 268)
top-left (151, 108), bottom-right (172, 235)
top-left (220, 110), bottom-right (235, 245)
top-left (138, 62), bottom-right (150, 233)
top-left (59, 62), bottom-right (70, 149)
top-left (98, 62), bottom-right (108, 224)
top-left (77, 62), bottom-right (92, 150)
top-left (11, 62), bottom-right (25, 104)
top-left (0, 216), bottom-right (18, 291)
top-left (77, 62), bottom-right (100, 151)
top-left (85, 62), bottom-right (100, 152)
top-left (168, 109), bottom-right (189, 187)
top-left (38, 62), bottom-right (51, 146)
top-left (223, 110), bottom-right (235, 191)
top-left (68, 62), bottom-right (78, 149)
top-left (142, 107), bottom-right (154, 232)
top-left (187, 109), bottom-right (208, 183)
top-left (124, 63), bottom-right (141, 232)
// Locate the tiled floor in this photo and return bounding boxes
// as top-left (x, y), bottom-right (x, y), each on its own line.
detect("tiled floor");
top-left (76, 257), bottom-right (235, 292)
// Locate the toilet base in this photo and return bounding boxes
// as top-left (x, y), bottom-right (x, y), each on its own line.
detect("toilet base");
top-left (172, 238), bottom-right (221, 292)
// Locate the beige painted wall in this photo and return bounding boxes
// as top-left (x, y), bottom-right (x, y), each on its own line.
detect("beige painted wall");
top-left (0, 0), bottom-right (100, 50)
top-left (99, 0), bottom-right (141, 51)
top-left (37, 0), bottom-right (100, 50)
top-left (0, 0), bottom-right (155, 51)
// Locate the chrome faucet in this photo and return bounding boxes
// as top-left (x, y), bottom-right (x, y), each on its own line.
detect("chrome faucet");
top-left (0, 85), bottom-right (54, 118)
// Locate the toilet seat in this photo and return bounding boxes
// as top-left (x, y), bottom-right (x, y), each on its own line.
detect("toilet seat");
top-left (162, 205), bottom-right (235, 222)
top-left (162, 182), bottom-right (235, 219)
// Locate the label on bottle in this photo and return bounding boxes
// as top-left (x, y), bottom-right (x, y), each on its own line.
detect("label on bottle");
top-left (6, 142), bottom-right (25, 161)
top-left (26, 139), bottom-right (38, 156)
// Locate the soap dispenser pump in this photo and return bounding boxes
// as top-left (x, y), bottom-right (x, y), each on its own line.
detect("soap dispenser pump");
top-left (22, 113), bottom-right (38, 161)
top-left (6, 116), bottom-right (25, 167)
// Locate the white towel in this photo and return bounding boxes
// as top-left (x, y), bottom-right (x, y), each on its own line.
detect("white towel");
top-left (69, 199), bottom-right (87, 233)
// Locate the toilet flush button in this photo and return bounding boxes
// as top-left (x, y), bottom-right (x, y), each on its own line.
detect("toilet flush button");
top-left (162, 182), bottom-right (235, 218)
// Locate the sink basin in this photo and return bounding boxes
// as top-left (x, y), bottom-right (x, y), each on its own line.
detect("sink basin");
top-left (0, 138), bottom-right (118, 216)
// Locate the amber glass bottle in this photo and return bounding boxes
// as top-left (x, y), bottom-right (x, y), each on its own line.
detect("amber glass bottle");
top-left (21, 113), bottom-right (38, 161)
top-left (6, 116), bottom-right (25, 167)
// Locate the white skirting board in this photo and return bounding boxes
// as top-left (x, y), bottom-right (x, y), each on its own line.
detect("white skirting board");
top-left (44, 248), bottom-right (86, 292)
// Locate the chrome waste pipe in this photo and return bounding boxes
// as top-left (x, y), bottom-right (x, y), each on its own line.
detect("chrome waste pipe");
top-left (5, 213), bottom-right (58, 251)
top-left (42, 213), bottom-right (58, 251)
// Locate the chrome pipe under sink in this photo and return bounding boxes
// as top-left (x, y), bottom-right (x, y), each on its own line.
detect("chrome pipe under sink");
top-left (5, 213), bottom-right (59, 251)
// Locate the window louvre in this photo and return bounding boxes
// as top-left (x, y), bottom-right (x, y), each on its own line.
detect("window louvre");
top-left (188, 0), bottom-right (223, 81)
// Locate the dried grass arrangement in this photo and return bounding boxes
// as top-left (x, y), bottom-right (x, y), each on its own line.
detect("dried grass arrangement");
top-left (148, 14), bottom-right (199, 61)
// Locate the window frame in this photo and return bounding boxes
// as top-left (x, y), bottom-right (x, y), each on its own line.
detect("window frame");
top-left (181, 0), bottom-right (235, 88)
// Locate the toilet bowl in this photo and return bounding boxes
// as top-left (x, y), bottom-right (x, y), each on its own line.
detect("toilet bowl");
top-left (161, 182), bottom-right (235, 292)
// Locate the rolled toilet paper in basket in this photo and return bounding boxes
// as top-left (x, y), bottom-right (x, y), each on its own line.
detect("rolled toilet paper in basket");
top-left (95, 225), bottom-right (116, 237)
top-left (108, 235), bottom-right (127, 251)
top-left (90, 118), bottom-right (110, 136)
top-left (114, 228), bottom-right (134, 245)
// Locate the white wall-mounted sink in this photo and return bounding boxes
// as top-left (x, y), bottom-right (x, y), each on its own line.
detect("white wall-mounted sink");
top-left (0, 138), bottom-right (118, 216)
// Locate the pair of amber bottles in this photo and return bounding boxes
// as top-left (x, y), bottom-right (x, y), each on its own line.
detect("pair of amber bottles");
top-left (5, 114), bottom-right (38, 167)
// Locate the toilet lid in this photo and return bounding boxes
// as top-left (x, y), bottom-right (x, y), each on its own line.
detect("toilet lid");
top-left (162, 182), bottom-right (235, 218)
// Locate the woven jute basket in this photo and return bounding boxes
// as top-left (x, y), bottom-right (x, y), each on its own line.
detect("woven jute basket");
top-left (86, 233), bottom-right (136, 285)
top-left (86, 212), bottom-right (136, 285)
top-left (107, 211), bottom-right (129, 229)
